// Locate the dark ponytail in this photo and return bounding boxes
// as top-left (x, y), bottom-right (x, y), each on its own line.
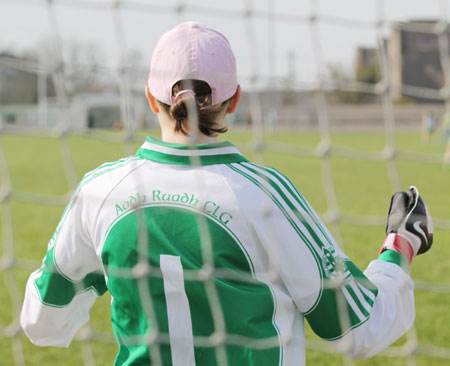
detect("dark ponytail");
top-left (160, 79), bottom-right (231, 137)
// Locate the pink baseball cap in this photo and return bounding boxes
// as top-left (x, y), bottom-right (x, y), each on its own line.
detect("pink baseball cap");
top-left (148, 22), bottom-right (238, 106)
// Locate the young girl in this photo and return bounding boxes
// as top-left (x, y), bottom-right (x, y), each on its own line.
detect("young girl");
top-left (21, 22), bottom-right (434, 366)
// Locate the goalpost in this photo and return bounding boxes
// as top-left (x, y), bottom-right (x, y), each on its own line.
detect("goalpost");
top-left (1, 1), bottom-right (450, 365)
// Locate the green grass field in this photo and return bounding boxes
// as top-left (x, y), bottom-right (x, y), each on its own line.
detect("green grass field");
top-left (0, 130), bottom-right (449, 366)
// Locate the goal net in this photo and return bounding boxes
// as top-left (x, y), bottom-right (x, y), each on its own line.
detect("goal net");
top-left (1, 0), bottom-right (449, 365)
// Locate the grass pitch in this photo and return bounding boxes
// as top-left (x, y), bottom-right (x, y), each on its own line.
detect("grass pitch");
top-left (0, 130), bottom-right (449, 366)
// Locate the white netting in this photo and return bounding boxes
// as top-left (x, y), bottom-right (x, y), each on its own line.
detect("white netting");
top-left (1, 0), bottom-right (450, 365)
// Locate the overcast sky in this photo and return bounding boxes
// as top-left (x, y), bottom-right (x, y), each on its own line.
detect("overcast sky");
top-left (1, 0), bottom-right (449, 87)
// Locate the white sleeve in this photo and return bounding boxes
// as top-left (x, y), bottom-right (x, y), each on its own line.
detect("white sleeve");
top-left (328, 259), bottom-right (414, 358)
top-left (278, 200), bottom-right (415, 358)
top-left (246, 167), bottom-right (415, 358)
top-left (264, 206), bottom-right (415, 358)
top-left (287, 208), bottom-right (415, 358)
top-left (20, 188), bottom-right (106, 347)
top-left (231, 163), bottom-right (416, 358)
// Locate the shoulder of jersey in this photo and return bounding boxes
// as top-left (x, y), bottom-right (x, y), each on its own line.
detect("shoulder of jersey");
top-left (227, 161), bottom-right (309, 209)
top-left (78, 155), bottom-right (143, 190)
top-left (228, 161), bottom-right (290, 189)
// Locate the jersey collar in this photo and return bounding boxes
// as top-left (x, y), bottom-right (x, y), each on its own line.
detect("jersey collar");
top-left (136, 136), bottom-right (249, 165)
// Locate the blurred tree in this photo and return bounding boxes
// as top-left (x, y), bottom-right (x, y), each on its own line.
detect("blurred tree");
top-left (62, 40), bottom-right (106, 95)
top-left (0, 52), bottom-right (55, 105)
top-left (0, 39), bottom-right (108, 105)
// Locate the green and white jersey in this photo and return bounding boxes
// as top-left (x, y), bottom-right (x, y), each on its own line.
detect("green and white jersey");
top-left (21, 137), bottom-right (415, 366)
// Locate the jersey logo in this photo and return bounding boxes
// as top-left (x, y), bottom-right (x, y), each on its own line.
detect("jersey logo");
top-left (321, 247), bottom-right (353, 284)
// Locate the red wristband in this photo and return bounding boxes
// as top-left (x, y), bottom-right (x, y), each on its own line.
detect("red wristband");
top-left (380, 233), bottom-right (415, 264)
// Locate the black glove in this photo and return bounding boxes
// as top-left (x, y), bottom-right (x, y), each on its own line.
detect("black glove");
top-left (381, 186), bottom-right (433, 262)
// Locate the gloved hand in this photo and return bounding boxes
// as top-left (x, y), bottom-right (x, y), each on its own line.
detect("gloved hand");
top-left (380, 186), bottom-right (433, 263)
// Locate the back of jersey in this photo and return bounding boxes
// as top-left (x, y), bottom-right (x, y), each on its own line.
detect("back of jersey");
top-left (95, 142), bottom-right (286, 366)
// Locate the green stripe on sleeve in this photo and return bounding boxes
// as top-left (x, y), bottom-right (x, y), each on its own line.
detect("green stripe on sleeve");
top-left (346, 261), bottom-right (378, 306)
top-left (304, 259), bottom-right (378, 340)
top-left (80, 156), bottom-right (140, 187)
top-left (246, 163), bottom-right (335, 249)
top-left (34, 247), bottom-right (107, 308)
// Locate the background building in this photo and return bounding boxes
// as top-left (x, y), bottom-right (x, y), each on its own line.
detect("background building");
top-left (388, 20), bottom-right (448, 102)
